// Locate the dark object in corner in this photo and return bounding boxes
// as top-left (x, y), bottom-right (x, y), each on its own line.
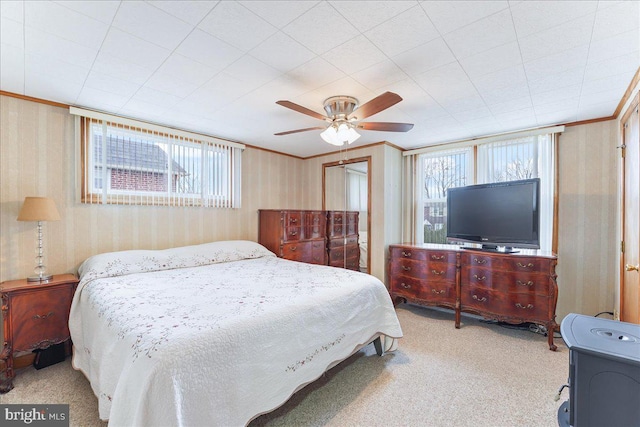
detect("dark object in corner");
top-left (33, 343), bottom-right (66, 370)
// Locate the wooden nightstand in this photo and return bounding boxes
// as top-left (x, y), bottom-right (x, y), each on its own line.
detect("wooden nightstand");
top-left (0, 274), bottom-right (78, 393)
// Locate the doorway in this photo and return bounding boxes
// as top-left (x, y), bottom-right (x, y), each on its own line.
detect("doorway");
top-left (621, 93), bottom-right (639, 324)
top-left (323, 157), bottom-right (371, 274)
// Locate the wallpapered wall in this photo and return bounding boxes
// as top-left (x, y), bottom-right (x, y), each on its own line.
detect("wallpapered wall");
top-left (0, 95), bottom-right (304, 282)
top-left (0, 94), bottom-right (623, 323)
top-left (556, 120), bottom-right (619, 321)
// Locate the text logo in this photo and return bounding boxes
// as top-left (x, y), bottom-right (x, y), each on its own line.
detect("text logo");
top-left (0, 405), bottom-right (69, 427)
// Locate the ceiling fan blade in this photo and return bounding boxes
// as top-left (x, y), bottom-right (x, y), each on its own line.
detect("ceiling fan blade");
top-left (357, 122), bottom-right (414, 132)
top-left (276, 100), bottom-right (327, 121)
top-left (351, 92), bottom-right (403, 120)
top-left (274, 126), bottom-right (326, 136)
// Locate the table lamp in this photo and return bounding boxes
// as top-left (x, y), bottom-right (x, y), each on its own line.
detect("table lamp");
top-left (17, 197), bottom-right (61, 282)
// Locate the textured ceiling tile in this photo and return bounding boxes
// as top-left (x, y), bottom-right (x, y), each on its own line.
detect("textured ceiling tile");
top-left (149, 0), bottom-right (218, 26)
top-left (92, 51), bottom-right (156, 86)
top-left (198, 1), bottom-right (277, 52)
top-left (0, 1), bottom-right (24, 22)
top-left (510, 0), bottom-right (598, 38)
top-left (286, 57), bottom-right (345, 89)
top-left (282, 2), bottom-right (360, 55)
top-left (175, 29), bottom-right (244, 71)
top-left (156, 54), bottom-right (219, 88)
top-left (443, 9), bottom-right (517, 59)
top-left (322, 35), bottom-right (387, 75)
top-left (522, 45), bottom-right (589, 82)
top-left (351, 59), bottom-right (408, 91)
top-left (250, 31), bottom-right (315, 73)
top-left (24, 1), bottom-right (108, 49)
top-left (112, 1), bottom-right (193, 50)
top-left (421, 0), bottom-right (509, 35)
top-left (0, 43), bottom-right (24, 93)
top-left (330, 0), bottom-right (417, 32)
top-left (239, 1), bottom-right (319, 29)
top-left (25, 26), bottom-right (97, 69)
top-left (459, 42), bottom-right (522, 79)
top-left (2, 16), bottom-right (23, 49)
top-left (364, 5), bottom-right (439, 57)
top-left (100, 28), bottom-right (171, 69)
top-left (55, 0), bottom-right (120, 25)
top-left (392, 37), bottom-right (456, 78)
top-left (84, 70), bottom-right (141, 98)
top-left (518, 15), bottom-right (594, 63)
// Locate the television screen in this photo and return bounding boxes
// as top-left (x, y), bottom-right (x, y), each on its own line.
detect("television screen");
top-left (446, 178), bottom-right (540, 251)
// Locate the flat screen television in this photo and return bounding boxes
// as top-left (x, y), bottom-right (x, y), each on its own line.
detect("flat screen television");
top-left (446, 178), bottom-right (540, 253)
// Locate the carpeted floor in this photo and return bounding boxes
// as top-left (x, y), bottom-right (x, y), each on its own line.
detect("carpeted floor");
top-left (0, 305), bottom-right (569, 426)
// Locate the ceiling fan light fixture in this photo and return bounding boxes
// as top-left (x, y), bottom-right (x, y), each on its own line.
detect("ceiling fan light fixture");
top-left (346, 127), bottom-right (360, 145)
top-left (320, 123), bottom-right (360, 146)
top-left (320, 125), bottom-right (343, 146)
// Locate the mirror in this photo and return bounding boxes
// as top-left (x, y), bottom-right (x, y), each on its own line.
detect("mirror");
top-left (323, 157), bottom-right (371, 274)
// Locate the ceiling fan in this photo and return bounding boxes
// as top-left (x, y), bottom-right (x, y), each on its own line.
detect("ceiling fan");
top-left (274, 91), bottom-right (414, 146)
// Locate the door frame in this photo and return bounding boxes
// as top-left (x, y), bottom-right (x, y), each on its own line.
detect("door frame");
top-left (619, 92), bottom-right (639, 322)
top-left (322, 156), bottom-right (372, 274)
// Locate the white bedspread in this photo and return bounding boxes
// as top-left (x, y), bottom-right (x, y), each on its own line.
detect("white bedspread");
top-left (69, 241), bottom-right (402, 426)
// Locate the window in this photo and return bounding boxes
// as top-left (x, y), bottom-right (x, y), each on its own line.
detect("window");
top-left (417, 148), bottom-right (472, 244)
top-left (412, 131), bottom-right (557, 251)
top-left (74, 110), bottom-right (244, 208)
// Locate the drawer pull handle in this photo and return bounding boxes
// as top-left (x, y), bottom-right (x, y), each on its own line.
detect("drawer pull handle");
top-left (290, 218), bottom-right (298, 223)
top-left (400, 283), bottom-right (411, 289)
top-left (473, 258), bottom-right (487, 264)
top-left (473, 274), bottom-right (486, 281)
top-left (290, 231), bottom-right (297, 236)
top-left (33, 311), bottom-right (54, 320)
top-left (516, 280), bottom-right (534, 287)
top-left (431, 269), bottom-right (445, 275)
top-left (515, 303), bottom-right (534, 309)
top-left (472, 295), bottom-right (487, 302)
top-left (431, 255), bottom-right (444, 260)
top-left (402, 266), bottom-right (411, 271)
top-left (432, 289), bottom-right (445, 294)
top-left (290, 246), bottom-right (297, 251)
top-left (517, 262), bottom-right (534, 268)
top-left (402, 251), bottom-right (412, 257)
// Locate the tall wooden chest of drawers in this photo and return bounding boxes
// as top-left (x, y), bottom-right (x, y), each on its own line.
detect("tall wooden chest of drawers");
top-left (389, 244), bottom-right (558, 350)
top-left (326, 210), bottom-right (359, 270)
top-left (258, 210), bottom-right (327, 265)
top-left (259, 210), bottom-right (360, 270)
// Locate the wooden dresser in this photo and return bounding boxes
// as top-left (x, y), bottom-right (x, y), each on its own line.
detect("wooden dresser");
top-left (389, 244), bottom-right (558, 350)
top-left (259, 210), bottom-right (328, 265)
top-left (326, 210), bottom-right (359, 270)
top-left (259, 209), bottom-right (359, 270)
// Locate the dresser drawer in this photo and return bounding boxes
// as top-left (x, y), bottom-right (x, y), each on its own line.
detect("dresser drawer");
top-left (283, 226), bottom-right (303, 242)
top-left (463, 267), bottom-right (550, 295)
top-left (423, 261), bottom-right (457, 283)
top-left (305, 212), bottom-right (326, 239)
top-left (282, 211), bottom-right (302, 227)
top-left (328, 235), bottom-right (358, 248)
top-left (281, 241), bottom-right (312, 261)
top-left (390, 276), bottom-right (423, 300)
top-left (10, 287), bottom-right (74, 352)
top-left (389, 246), bottom-right (429, 261)
top-left (462, 253), bottom-right (552, 273)
top-left (462, 285), bottom-right (548, 320)
top-left (328, 243), bottom-right (359, 268)
top-left (389, 258), bottom-right (426, 278)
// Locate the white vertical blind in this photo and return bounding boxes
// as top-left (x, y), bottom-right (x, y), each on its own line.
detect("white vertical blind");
top-left (476, 134), bottom-right (555, 252)
top-left (80, 117), bottom-right (243, 208)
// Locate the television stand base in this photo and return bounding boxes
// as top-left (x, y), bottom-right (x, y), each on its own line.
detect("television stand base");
top-left (459, 246), bottom-right (520, 254)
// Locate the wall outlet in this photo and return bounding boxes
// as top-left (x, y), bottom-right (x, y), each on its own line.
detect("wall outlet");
top-left (613, 309), bottom-right (620, 321)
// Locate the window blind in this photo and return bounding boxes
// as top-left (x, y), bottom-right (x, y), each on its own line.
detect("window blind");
top-left (74, 109), bottom-right (243, 208)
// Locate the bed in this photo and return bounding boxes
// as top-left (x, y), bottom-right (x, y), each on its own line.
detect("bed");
top-left (69, 240), bottom-right (402, 426)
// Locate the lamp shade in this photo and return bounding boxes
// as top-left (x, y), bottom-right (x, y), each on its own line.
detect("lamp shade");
top-left (17, 197), bottom-right (61, 222)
